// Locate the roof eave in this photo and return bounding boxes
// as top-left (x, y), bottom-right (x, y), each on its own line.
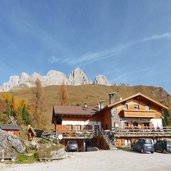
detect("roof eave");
top-left (107, 93), bottom-right (169, 110)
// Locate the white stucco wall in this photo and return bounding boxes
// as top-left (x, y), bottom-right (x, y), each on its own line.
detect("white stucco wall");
top-left (62, 120), bottom-right (101, 130)
top-left (150, 119), bottom-right (163, 129)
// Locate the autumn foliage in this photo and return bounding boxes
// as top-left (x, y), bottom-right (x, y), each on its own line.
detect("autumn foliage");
top-left (28, 79), bottom-right (47, 129)
top-left (0, 92), bottom-right (31, 125)
top-left (59, 84), bottom-right (70, 105)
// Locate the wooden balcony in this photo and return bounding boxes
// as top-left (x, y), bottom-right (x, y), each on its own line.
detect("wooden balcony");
top-left (122, 110), bottom-right (155, 118)
top-left (61, 131), bottom-right (94, 139)
top-left (113, 128), bottom-right (171, 138)
top-left (55, 124), bottom-right (94, 139)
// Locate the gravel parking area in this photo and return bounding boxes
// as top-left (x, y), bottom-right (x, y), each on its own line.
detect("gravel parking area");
top-left (1, 150), bottom-right (171, 171)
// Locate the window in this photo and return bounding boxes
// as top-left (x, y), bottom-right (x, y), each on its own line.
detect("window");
top-left (133, 122), bottom-right (138, 128)
top-left (145, 105), bottom-right (150, 111)
top-left (75, 125), bottom-right (81, 131)
top-left (134, 104), bottom-right (139, 110)
top-left (85, 125), bottom-right (92, 131)
top-left (125, 122), bottom-right (129, 129)
top-left (66, 125), bottom-right (73, 130)
top-left (144, 123), bottom-right (149, 129)
top-left (123, 104), bottom-right (128, 110)
top-left (55, 116), bottom-right (62, 124)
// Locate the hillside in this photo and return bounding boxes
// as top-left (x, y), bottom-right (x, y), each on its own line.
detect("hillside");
top-left (6, 84), bottom-right (171, 130)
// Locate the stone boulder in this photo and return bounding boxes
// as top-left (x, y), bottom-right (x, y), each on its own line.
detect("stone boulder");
top-left (50, 148), bottom-right (68, 160)
top-left (0, 129), bottom-right (25, 159)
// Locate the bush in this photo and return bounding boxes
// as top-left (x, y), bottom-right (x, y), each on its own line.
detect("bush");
top-left (15, 153), bottom-right (36, 164)
top-left (38, 138), bottom-right (50, 144)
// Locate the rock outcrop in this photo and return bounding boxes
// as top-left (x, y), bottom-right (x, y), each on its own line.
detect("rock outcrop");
top-left (0, 68), bottom-right (111, 92)
top-left (46, 70), bottom-right (68, 86)
top-left (0, 129), bottom-right (25, 159)
top-left (94, 75), bottom-right (110, 85)
top-left (69, 67), bottom-right (90, 85)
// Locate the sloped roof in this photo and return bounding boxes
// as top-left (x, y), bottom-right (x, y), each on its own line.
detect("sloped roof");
top-left (108, 93), bottom-right (169, 110)
top-left (0, 124), bottom-right (22, 130)
top-left (53, 105), bottom-right (99, 116)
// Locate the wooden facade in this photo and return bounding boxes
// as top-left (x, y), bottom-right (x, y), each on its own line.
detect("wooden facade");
top-left (92, 93), bottom-right (170, 147)
top-left (0, 125), bottom-right (22, 137)
top-left (94, 93), bottom-right (168, 131)
top-left (52, 105), bottom-right (102, 134)
top-left (52, 93), bottom-right (170, 149)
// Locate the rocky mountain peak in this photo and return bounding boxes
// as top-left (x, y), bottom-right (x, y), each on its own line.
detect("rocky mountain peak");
top-left (69, 67), bottom-right (90, 85)
top-left (94, 75), bottom-right (110, 85)
top-left (0, 68), bottom-right (111, 92)
top-left (46, 70), bottom-right (68, 85)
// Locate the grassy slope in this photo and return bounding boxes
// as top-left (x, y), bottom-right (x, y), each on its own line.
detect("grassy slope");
top-left (8, 84), bottom-right (171, 130)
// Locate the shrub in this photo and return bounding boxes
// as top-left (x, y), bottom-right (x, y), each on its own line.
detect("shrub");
top-left (15, 153), bottom-right (36, 164)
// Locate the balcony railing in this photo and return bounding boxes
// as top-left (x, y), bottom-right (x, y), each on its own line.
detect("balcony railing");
top-left (63, 131), bottom-right (94, 139)
top-left (112, 128), bottom-right (171, 137)
top-left (122, 110), bottom-right (155, 118)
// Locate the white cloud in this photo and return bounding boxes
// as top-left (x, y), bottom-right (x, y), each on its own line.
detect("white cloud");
top-left (49, 56), bottom-right (59, 64)
top-left (50, 32), bottom-right (171, 67)
top-left (142, 32), bottom-right (171, 41)
top-left (61, 43), bottom-right (133, 66)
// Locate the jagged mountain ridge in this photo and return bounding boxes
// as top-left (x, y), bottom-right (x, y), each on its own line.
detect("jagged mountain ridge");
top-left (0, 67), bottom-right (111, 92)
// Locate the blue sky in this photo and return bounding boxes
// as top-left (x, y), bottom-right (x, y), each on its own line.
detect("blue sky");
top-left (0, 0), bottom-right (171, 94)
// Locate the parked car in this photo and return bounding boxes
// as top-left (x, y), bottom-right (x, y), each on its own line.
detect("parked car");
top-left (154, 140), bottom-right (171, 153)
top-left (131, 138), bottom-right (154, 153)
top-left (65, 140), bottom-right (78, 152)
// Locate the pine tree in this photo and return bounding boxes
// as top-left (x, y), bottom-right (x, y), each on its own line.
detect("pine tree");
top-left (6, 99), bottom-right (12, 117)
top-left (21, 104), bottom-right (31, 125)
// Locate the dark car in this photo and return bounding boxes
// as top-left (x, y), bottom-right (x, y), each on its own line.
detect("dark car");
top-left (154, 140), bottom-right (171, 153)
top-left (65, 140), bottom-right (78, 152)
top-left (131, 138), bottom-right (154, 153)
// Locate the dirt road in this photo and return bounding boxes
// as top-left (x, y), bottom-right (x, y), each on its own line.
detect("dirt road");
top-left (1, 150), bottom-right (171, 171)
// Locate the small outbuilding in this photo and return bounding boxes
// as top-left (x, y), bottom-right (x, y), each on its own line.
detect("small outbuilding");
top-left (0, 124), bottom-right (22, 136)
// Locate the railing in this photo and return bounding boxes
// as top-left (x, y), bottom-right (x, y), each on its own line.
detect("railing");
top-left (100, 128), bottom-right (115, 149)
top-left (113, 127), bottom-right (171, 137)
top-left (55, 127), bottom-right (171, 140)
top-left (56, 130), bottom-right (94, 139)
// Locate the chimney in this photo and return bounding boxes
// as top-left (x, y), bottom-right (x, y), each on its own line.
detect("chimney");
top-left (109, 92), bottom-right (115, 104)
top-left (98, 100), bottom-right (105, 110)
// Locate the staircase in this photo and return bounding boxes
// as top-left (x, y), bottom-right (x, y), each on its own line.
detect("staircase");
top-left (100, 129), bottom-right (117, 150)
top-left (92, 128), bottom-right (117, 150)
